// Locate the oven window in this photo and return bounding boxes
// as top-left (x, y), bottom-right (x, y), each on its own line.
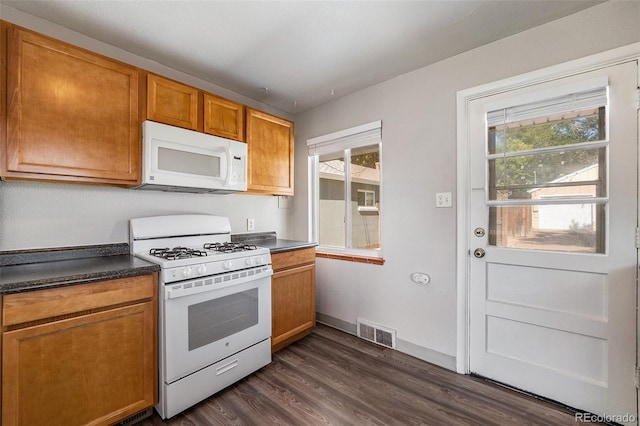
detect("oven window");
top-left (158, 147), bottom-right (221, 177)
top-left (187, 288), bottom-right (259, 351)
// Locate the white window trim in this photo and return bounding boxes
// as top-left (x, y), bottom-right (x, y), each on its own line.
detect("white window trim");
top-left (308, 121), bottom-right (383, 257)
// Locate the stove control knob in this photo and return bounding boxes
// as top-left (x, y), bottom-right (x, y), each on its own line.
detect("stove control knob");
top-left (255, 256), bottom-right (264, 265)
top-left (197, 265), bottom-right (207, 275)
top-left (223, 260), bottom-right (232, 270)
top-left (183, 266), bottom-right (193, 277)
top-left (245, 258), bottom-right (253, 266)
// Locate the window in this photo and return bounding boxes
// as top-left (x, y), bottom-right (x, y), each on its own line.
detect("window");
top-left (308, 121), bottom-right (382, 257)
top-left (357, 190), bottom-right (376, 209)
top-left (485, 84), bottom-right (608, 253)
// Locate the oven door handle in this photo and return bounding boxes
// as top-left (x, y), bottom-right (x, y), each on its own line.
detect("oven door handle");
top-left (165, 268), bottom-right (273, 300)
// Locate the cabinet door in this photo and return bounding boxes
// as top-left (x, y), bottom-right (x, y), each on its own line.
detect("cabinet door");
top-left (4, 25), bottom-right (140, 185)
top-left (2, 302), bottom-right (156, 426)
top-left (246, 108), bottom-right (294, 195)
top-left (204, 93), bottom-right (245, 141)
top-left (272, 263), bottom-right (316, 352)
top-left (147, 73), bottom-right (199, 131)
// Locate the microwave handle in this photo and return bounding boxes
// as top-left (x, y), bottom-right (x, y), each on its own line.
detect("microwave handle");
top-left (224, 146), bottom-right (232, 186)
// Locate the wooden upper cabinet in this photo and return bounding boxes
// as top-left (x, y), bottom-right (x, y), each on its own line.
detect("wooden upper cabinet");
top-left (246, 108), bottom-right (294, 196)
top-left (204, 93), bottom-right (245, 141)
top-left (146, 75), bottom-right (246, 142)
top-left (146, 73), bottom-right (200, 131)
top-left (2, 23), bottom-right (140, 185)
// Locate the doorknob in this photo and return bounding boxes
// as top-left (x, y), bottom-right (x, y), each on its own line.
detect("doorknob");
top-left (473, 248), bottom-right (486, 258)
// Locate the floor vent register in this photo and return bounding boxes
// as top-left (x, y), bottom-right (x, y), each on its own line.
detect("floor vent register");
top-left (357, 318), bottom-right (397, 349)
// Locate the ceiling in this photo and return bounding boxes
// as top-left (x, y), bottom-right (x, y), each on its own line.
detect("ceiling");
top-left (1, 1), bottom-right (604, 114)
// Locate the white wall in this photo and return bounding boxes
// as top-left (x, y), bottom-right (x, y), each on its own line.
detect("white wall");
top-left (0, 181), bottom-right (293, 250)
top-left (292, 1), bottom-right (640, 366)
top-left (2, 1), bottom-right (639, 366)
top-left (0, 6), bottom-right (294, 251)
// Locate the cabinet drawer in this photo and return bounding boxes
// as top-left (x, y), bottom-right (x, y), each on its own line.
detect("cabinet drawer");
top-left (2, 274), bottom-right (156, 327)
top-left (271, 247), bottom-right (315, 271)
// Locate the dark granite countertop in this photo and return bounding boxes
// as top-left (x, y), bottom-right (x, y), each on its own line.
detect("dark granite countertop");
top-left (0, 243), bottom-right (160, 295)
top-left (232, 232), bottom-right (317, 254)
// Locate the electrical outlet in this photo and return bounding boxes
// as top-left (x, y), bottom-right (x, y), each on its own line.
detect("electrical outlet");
top-left (435, 192), bottom-right (452, 208)
top-left (247, 218), bottom-right (255, 231)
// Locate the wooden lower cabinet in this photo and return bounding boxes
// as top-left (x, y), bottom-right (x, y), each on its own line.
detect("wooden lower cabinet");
top-left (271, 247), bottom-right (316, 352)
top-left (1, 274), bottom-right (158, 426)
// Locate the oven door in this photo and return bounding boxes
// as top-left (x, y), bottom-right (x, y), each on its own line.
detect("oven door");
top-left (162, 267), bottom-right (272, 383)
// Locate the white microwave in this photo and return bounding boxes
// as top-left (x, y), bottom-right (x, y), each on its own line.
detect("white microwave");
top-left (134, 121), bottom-right (247, 194)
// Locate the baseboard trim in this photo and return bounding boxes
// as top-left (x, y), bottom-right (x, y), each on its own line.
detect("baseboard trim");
top-left (317, 313), bottom-right (357, 335)
top-left (316, 313), bottom-right (456, 372)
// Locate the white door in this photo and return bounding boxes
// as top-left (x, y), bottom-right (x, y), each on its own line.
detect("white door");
top-left (468, 61), bottom-right (638, 419)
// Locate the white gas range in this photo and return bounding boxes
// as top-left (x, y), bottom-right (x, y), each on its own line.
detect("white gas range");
top-left (130, 214), bottom-right (272, 419)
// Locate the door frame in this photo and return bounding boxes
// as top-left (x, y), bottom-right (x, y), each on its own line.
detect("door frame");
top-left (455, 42), bottom-right (640, 375)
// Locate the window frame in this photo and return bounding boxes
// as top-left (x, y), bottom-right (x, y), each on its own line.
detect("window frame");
top-left (308, 121), bottom-right (383, 259)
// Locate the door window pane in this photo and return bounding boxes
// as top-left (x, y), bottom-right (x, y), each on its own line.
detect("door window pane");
top-left (487, 98), bottom-right (606, 253)
top-left (488, 107), bottom-right (603, 155)
top-left (489, 204), bottom-right (603, 253)
top-left (489, 147), bottom-right (605, 200)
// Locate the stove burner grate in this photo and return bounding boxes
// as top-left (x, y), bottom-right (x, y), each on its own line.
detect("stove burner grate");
top-left (149, 247), bottom-right (208, 260)
top-left (204, 242), bottom-right (258, 253)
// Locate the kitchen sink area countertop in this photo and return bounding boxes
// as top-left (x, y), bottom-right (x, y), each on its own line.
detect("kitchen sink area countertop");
top-left (231, 232), bottom-right (317, 254)
top-left (0, 243), bottom-right (160, 294)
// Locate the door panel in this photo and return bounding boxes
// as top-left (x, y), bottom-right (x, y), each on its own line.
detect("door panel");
top-left (486, 262), bottom-right (607, 318)
top-left (469, 61), bottom-right (638, 419)
top-left (485, 316), bottom-right (606, 383)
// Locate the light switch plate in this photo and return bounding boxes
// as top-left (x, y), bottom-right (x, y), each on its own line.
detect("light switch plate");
top-left (436, 192), bottom-right (452, 208)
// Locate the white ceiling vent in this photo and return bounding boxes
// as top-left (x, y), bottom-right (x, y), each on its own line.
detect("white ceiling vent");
top-left (356, 318), bottom-right (396, 349)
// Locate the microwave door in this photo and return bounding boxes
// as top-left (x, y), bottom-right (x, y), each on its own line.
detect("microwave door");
top-left (151, 140), bottom-right (227, 183)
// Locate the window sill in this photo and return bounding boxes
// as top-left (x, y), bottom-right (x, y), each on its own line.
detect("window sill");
top-left (315, 251), bottom-right (385, 265)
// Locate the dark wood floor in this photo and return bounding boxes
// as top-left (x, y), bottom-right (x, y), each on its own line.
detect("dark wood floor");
top-left (139, 324), bottom-right (600, 425)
